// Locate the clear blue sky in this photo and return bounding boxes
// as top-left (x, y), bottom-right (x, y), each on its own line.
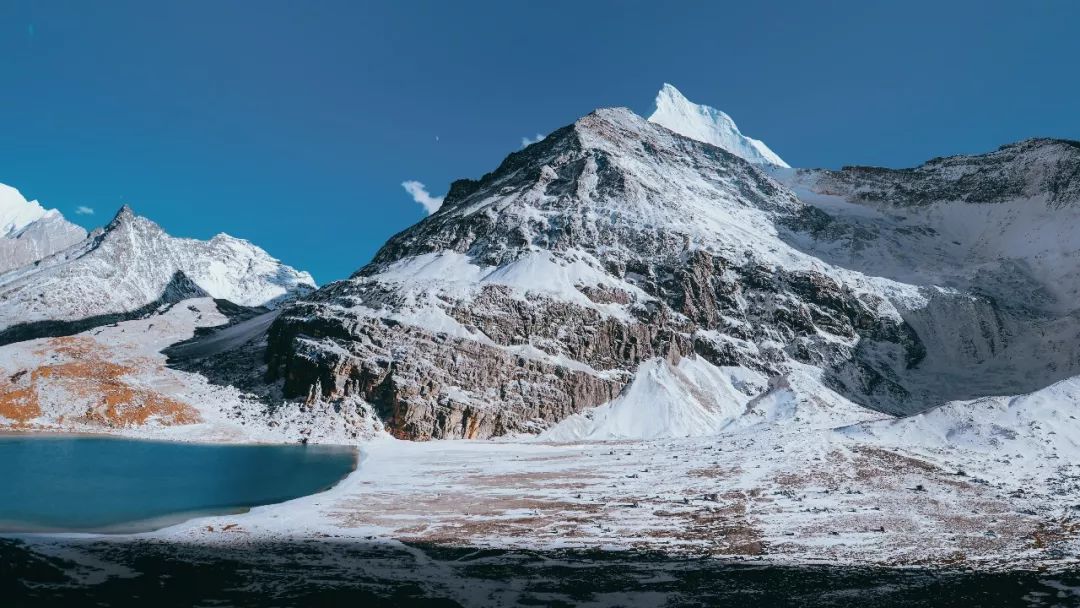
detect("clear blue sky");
top-left (1, 1), bottom-right (1078, 283)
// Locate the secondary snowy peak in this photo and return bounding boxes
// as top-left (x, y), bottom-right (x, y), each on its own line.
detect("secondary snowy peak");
top-left (771, 136), bottom-right (1080, 411)
top-left (0, 182), bottom-right (87, 273)
top-left (0, 205), bottom-right (315, 340)
top-left (0, 183), bottom-right (49, 236)
top-left (648, 83), bottom-right (789, 168)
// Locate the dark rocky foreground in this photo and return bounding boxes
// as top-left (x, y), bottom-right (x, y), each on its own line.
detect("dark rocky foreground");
top-left (2, 538), bottom-right (1076, 607)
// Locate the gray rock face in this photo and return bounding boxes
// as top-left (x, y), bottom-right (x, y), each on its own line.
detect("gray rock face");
top-left (811, 138), bottom-right (1080, 208)
top-left (265, 108), bottom-right (928, 439)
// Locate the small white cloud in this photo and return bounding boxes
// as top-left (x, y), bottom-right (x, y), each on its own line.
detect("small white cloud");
top-left (74, 206), bottom-right (94, 215)
top-left (521, 133), bottom-right (545, 148)
top-left (401, 180), bottom-right (444, 215)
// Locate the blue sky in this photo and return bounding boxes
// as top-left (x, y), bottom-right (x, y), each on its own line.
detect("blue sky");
top-left (1, 1), bottom-right (1078, 283)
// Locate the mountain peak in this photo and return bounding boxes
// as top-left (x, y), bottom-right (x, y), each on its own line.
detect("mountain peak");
top-left (114, 203), bottom-right (135, 219)
top-left (104, 204), bottom-right (139, 230)
top-left (648, 84), bottom-right (789, 168)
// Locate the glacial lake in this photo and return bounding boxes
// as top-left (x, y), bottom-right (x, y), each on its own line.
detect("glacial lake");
top-left (0, 435), bottom-right (356, 533)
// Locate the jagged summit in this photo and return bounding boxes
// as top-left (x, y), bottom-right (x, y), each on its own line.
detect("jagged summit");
top-left (997, 136), bottom-right (1080, 152)
top-left (648, 83), bottom-right (789, 168)
top-left (366, 105), bottom-right (800, 277)
top-left (106, 204), bottom-right (137, 227)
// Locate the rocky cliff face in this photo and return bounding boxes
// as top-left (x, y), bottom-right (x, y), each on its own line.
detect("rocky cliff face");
top-left (264, 108), bottom-right (928, 439)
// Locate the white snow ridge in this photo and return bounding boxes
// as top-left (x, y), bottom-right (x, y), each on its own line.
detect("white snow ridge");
top-left (648, 83), bottom-right (790, 167)
top-left (0, 182), bottom-right (88, 274)
top-left (0, 183), bottom-right (49, 235)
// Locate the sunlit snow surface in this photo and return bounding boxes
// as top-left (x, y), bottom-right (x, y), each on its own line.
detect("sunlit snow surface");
top-left (0, 183), bottom-right (87, 274)
top-left (0, 183), bottom-right (50, 236)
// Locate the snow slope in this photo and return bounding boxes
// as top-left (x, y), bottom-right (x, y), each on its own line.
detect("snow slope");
top-left (543, 357), bottom-right (884, 441)
top-left (840, 375), bottom-right (1080, 466)
top-left (541, 357), bottom-right (766, 440)
top-left (648, 83), bottom-right (789, 168)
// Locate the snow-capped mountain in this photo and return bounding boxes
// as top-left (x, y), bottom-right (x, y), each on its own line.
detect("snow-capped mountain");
top-left (0, 183), bottom-right (86, 273)
top-left (251, 98), bottom-right (1080, 441)
top-left (261, 107), bottom-right (923, 439)
top-left (0, 205), bottom-right (315, 344)
top-left (648, 83), bottom-right (789, 168)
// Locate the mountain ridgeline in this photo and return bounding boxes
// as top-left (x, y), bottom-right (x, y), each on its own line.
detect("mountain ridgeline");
top-left (0, 199), bottom-right (316, 346)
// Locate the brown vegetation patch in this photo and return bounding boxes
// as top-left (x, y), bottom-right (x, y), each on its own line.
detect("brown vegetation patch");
top-left (0, 383), bottom-right (41, 425)
top-left (646, 490), bottom-right (766, 555)
top-left (2, 337), bottom-right (199, 429)
top-left (855, 447), bottom-right (940, 474)
top-left (466, 468), bottom-right (596, 489)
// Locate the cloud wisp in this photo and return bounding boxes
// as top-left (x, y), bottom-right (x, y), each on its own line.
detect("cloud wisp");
top-left (401, 181), bottom-right (444, 215)
top-left (74, 206), bottom-right (94, 215)
top-left (521, 133), bottom-right (545, 148)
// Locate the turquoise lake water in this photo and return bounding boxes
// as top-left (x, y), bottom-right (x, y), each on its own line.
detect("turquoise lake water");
top-left (0, 435), bottom-right (356, 533)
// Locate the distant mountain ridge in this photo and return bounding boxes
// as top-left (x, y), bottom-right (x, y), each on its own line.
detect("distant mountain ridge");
top-left (0, 202), bottom-right (315, 344)
top-left (0, 183), bottom-right (87, 273)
